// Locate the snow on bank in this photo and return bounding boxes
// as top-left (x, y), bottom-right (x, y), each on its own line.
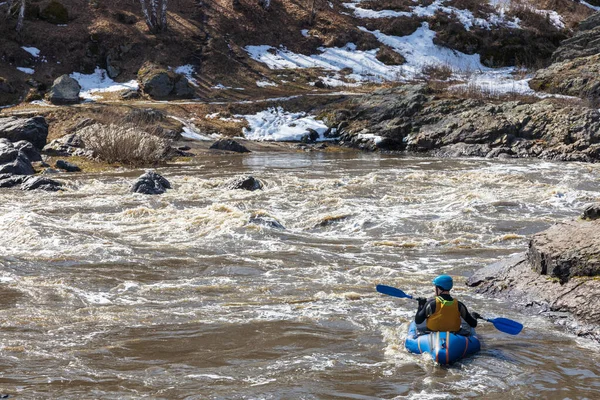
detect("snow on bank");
top-left (361, 23), bottom-right (489, 76)
top-left (70, 68), bottom-right (138, 100)
top-left (240, 107), bottom-right (330, 141)
top-left (245, 43), bottom-right (405, 83)
top-left (344, 0), bottom-right (520, 30)
top-left (173, 65), bottom-right (199, 87)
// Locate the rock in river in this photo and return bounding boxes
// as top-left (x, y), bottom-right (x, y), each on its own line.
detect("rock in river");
top-left (130, 171), bottom-right (171, 195)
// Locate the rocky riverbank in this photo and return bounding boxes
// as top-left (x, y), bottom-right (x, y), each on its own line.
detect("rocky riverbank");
top-left (326, 84), bottom-right (600, 161)
top-left (467, 206), bottom-right (600, 342)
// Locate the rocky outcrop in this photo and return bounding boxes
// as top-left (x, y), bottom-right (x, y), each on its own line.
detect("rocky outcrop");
top-left (529, 12), bottom-right (600, 99)
top-left (0, 116), bottom-right (48, 150)
top-left (137, 63), bottom-right (195, 99)
top-left (130, 171), bottom-right (171, 195)
top-left (332, 85), bottom-right (600, 161)
top-left (43, 133), bottom-right (92, 157)
top-left (209, 139), bottom-right (250, 153)
top-left (553, 12), bottom-right (600, 63)
top-left (528, 54), bottom-right (600, 99)
top-left (225, 176), bottom-right (263, 191)
top-left (467, 218), bottom-right (600, 342)
top-left (47, 75), bottom-right (81, 104)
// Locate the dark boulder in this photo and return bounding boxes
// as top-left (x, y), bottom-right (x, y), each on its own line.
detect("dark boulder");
top-left (226, 176), bottom-right (263, 191)
top-left (0, 174), bottom-right (27, 188)
top-left (55, 159), bottom-right (81, 172)
top-left (0, 151), bottom-right (34, 176)
top-left (0, 139), bottom-right (18, 164)
top-left (0, 116), bottom-right (48, 149)
top-left (13, 140), bottom-right (42, 162)
top-left (47, 75), bottom-right (81, 105)
top-left (209, 139), bottom-right (250, 153)
top-left (582, 203), bottom-right (600, 220)
top-left (130, 171), bottom-right (171, 195)
top-left (137, 63), bottom-right (196, 99)
top-left (21, 176), bottom-right (63, 191)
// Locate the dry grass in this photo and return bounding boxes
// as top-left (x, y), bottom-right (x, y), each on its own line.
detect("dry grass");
top-left (79, 123), bottom-right (169, 165)
top-left (420, 63), bottom-right (453, 80)
top-left (447, 82), bottom-right (539, 103)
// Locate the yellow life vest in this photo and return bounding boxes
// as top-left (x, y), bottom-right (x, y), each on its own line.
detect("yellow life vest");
top-left (426, 296), bottom-right (461, 332)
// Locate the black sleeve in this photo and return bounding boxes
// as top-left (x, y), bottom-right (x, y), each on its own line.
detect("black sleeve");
top-left (459, 302), bottom-right (478, 328)
top-left (415, 298), bottom-right (436, 324)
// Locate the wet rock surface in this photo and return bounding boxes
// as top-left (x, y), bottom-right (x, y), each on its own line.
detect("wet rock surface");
top-left (225, 175), bottom-right (263, 191)
top-left (130, 171), bottom-right (171, 195)
top-left (467, 220), bottom-right (600, 342)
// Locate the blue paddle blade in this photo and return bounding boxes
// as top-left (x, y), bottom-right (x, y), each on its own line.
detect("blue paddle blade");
top-left (376, 285), bottom-right (413, 299)
top-left (487, 317), bottom-right (523, 335)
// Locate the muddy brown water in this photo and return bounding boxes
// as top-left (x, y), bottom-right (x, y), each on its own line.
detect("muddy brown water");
top-left (0, 153), bottom-right (599, 399)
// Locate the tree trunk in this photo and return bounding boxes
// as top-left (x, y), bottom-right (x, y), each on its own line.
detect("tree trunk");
top-left (15, 0), bottom-right (25, 32)
top-left (160, 0), bottom-right (168, 31)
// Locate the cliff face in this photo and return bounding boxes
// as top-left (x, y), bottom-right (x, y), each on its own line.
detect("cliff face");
top-left (467, 216), bottom-right (600, 342)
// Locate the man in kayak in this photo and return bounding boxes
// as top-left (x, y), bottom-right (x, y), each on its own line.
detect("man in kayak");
top-left (414, 274), bottom-right (480, 333)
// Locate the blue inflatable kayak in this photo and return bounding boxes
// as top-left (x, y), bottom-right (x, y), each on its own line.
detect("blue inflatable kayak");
top-left (405, 321), bottom-right (481, 365)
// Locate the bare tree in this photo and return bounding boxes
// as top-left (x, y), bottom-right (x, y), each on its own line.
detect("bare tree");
top-left (5, 0), bottom-right (26, 32)
top-left (308, 0), bottom-right (318, 25)
top-left (16, 0), bottom-right (25, 32)
top-left (139, 0), bottom-right (168, 33)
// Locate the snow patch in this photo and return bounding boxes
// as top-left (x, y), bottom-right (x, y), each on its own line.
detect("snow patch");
top-left (342, 2), bottom-right (411, 18)
top-left (70, 67), bottom-right (138, 100)
top-left (301, 29), bottom-right (310, 37)
top-left (239, 107), bottom-right (330, 141)
top-left (256, 80), bottom-right (278, 87)
top-left (534, 10), bottom-right (565, 29)
top-left (173, 64), bottom-right (199, 87)
top-left (17, 67), bottom-right (35, 75)
top-left (245, 43), bottom-right (406, 82)
top-left (361, 23), bottom-right (488, 77)
top-left (21, 47), bottom-right (41, 57)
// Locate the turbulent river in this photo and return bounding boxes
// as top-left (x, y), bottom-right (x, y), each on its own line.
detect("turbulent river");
top-left (0, 152), bottom-right (599, 399)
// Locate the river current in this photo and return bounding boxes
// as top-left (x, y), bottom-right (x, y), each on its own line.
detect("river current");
top-left (0, 152), bottom-right (599, 399)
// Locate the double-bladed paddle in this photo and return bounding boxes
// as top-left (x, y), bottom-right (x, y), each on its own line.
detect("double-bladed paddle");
top-left (375, 284), bottom-right (523, 335)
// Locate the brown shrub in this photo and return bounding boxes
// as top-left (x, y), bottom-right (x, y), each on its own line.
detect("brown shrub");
top-left (421, 63), bottom-right (453, 80)
top-left (79, 123), bottom-right (169, 165)
top-left (376, 45), bottom-right (406, 66)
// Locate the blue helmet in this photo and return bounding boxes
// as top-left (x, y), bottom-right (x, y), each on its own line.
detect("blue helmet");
top-left (432, 275), bottom-right (453, 291)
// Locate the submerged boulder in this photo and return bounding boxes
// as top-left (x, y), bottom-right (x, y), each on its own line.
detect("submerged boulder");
top-left (130, 171), bottom-right (171, 195)
top-left (21, 176), bottom-right (63, 191)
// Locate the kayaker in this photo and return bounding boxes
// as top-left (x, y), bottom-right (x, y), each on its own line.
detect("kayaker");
top-left (414, 274), bottom-right (480, 333)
